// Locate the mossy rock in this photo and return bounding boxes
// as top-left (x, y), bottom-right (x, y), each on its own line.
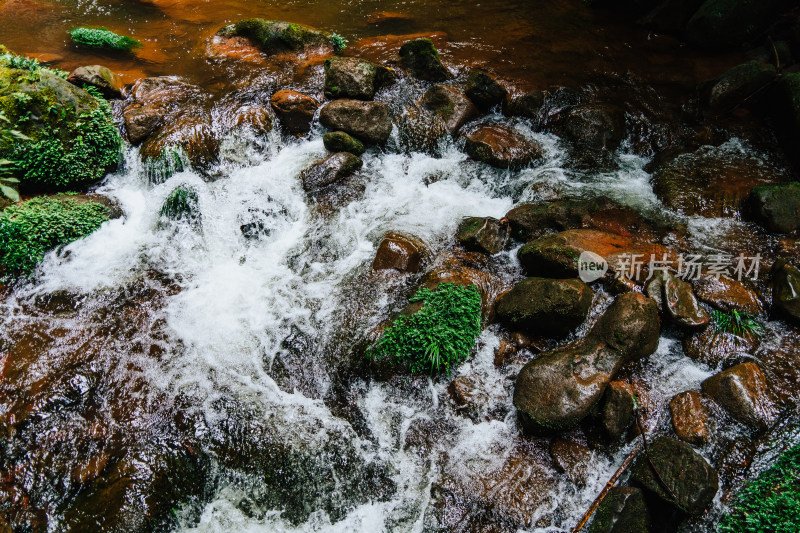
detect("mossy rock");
top-left (589, 487), bottom-right (650, 533)
top-left (0, 195), bottom-right (110, 278)
top-left (68, 27), bottom-right (142, 52)
top-left (748, 181), bottom-right (800, 233)
top-left (159, 185), bottom-right (200, 225)
top-left (217, 19), bottom-right (333, 54)
top-left (323, 131), bottom-right (365, 155)
top-left (398, 38), bottom-right (450, 81)
top-left (0, 52), bottom-right (121, 191)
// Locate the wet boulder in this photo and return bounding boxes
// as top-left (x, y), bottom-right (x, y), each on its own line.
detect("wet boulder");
top-left (588, 486), bottom-right (650, 533)
top-left (704, 60), bottom-right (776, 111)
top-left (496, 277), bottom-right (594, 338)
top-left (371, 232), bottom-right (427, 273)
top-left (300, 152), bottom-right (362, 191)
top-left (630, 436), bottom-right (718, 516)
top-left (503, 89), bottom-right (546, 120)
top-left (702, 362), bottom-right (776, 430)
top-left (216, 19), bottom-right (333, 55)
top-left (324, 56), bottom-right (393, 100)
top-left (686, 0), bottom-right (785, 49)
top-left (464, 124), bottom-right (543, 170)
top-left (123, 77), bottom-right (206, 146)
top-left (398, 38), bottom-right (450, 81)
top-left (692, 275), bottom-right (764, 316)
top-left (270, 89), bottom-right (319, 135)
top-left (772, 260), bottom-right (800, 323)
top-left (650, 143), bottom-right (780, 218)
top-left (513, 293), bottom-right (659, 435)
top-left (455, 216), bottom-right (508, 255)
top-left (124, 105), bottom-right (164, 145)
top-left (601, 381), bottom-right (636, 441)
top-left (420, 84), bottom-right (479, 134)
top-left (505, 196), bottom-right (655, 242)
top-left (683, 325), bottom-right (760, 367)
top-left (517, 229), bottom-right (676, 282)
top-left (67, 65), bottom-right (123, 99)
top-left (669, 390), bottom-right (709, 445)
top-left (140, 115), bottom-right (219, 178)
top-left (319, 99), bottom-right (393, 144)
top-left (447, 375), bottom-right (487, 418)
top-left (465, 69), bottom-right (507, 110)
top-left (548, 103), bottom-right (625, 168)
top-left (748, 182), bottom-right (800, 234)
top-left (323, 131), bottom-right (366, 155)
top-left (645, 270), bottom-right (710, 328)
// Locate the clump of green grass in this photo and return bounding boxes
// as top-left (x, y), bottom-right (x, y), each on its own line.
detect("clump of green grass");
top-left (719, 442), bottom-right (800, 533)
top-left (159, 185), bottom-right (199, 223)
top-left (367, 282), bottom-right (482, 375)
top-left (68, 27), bottom-right (142, 52)
top-left (711, 309), bottom-right (765, 337)
top-left (330, 33), bottom-right (348, 54)
top-left (0, 52), bottom-right (68, 78)
top-left (0, 195), bottom-right (109, 278)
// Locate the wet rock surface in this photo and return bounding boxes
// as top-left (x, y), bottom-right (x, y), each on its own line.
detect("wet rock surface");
top-left (67, 65), bottom-right (124, 99)
top-left (702, 362), bottom-right (776, 430)
top-left (300, 152), bottom-right (363, 191)
top-left (323, 130), bottom-right (366, 155)
top-left (455, 216), bottom-right (508, 255)
top-left (772, 260), bottom-right (800, 323)
top-left (319, 99), bottom-right (393, 144)
top-left (464, 124), bottom-right (543, 170)
top-left (749, 182), bottom-right (800, 234)
top-left (669, 390), bottom-right (709, 445)
top-left (270, 89), bottom-right (319, 134)
top-left (588, 486), bottom-right (650, 533)
top-left (630, 436), bottom-right (719, 516)
top-left (371, 231), bottom-right (427, 273)
top-left (465, 69), bottom-right (507, 110)
top-left (323, 56), bottom-right (393, 100)
top-left (420, 84), bottom-right (479, 134)
top-left (398, 38), bottom-right (449, 81)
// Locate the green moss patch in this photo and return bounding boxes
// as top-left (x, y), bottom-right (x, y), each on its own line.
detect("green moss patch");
top-left (0, 195), bottom-right (109, 278)
top-left (68, 27), bottom-right (142, 52)
top-left (159, 185), bottom-right (200, 223)
top-left (719, 442), bottom-right (800, 533)
top-left (219, 19), bottom-right (331, 53)
top-left (367, 283), bottom-right (482, 375)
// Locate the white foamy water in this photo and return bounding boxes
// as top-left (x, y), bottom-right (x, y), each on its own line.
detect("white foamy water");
top-left (3, 112), bottom-right (721, 532)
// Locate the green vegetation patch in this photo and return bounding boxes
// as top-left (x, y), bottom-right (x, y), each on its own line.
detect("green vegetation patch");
top-left (68, 27), bottom-right (142, 52)
top-left (711, 309), bottom-right (764, 337)
top-left (367, 282), bottom-right (482, 375)
top-left (0, 195), bottom-right (109, 278)
top-left (159, 185), bottom-right (200, 223)
top-left (0, 51), bottom-right (122, 191)
top-left (220, 19), bottom-right (330, 53)
top-left (719, 442), bottom-right (800, 533)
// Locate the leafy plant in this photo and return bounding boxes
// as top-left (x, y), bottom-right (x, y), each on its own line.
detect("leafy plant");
top-left (367, 283), bottom-right (482, 375)
top-left (711, 309), bottom-right (765, 338)
top-left (68, 27), bottom-right (142, 52)
top-left (0, 110), bottom-right (30, 203)
top-left (0, 195), bottom-right (109, 278)
top-left (330, 33), bottom-right (348, 54)
top-left (0, 52), bottom-right (68, 78)
top-left (719, 442), bottom-right (800, 533)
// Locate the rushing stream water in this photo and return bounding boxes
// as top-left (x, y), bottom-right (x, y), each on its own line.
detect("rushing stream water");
top-left (2, 1), bottom-right (800, 532)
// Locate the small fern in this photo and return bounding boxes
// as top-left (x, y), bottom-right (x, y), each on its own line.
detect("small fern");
top-left (367, 283), bottom-right (482, 375)
top-left (330, 33), bottom-right (348, 54)
top-left (711, 309), bottom-right (764, 338)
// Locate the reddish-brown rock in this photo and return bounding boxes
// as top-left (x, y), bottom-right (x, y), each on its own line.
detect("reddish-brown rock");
top-left (371, 232), bottom-right (427, 273)
top-left (270, 90), bottom-right (319, 135)
top-left (669, 390), bottom-right (709, 445)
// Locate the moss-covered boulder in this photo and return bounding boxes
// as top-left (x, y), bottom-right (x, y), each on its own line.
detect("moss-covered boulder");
top-left (0, 195), bottom-right (111, 278)
top-left (630, 436), bottom-right (719, 516)
top-left (748, 182), bottom-right (800, 234)
top-left (216, 19), bottom-right (334, 55)
top-left (159, 185), bottom-right (200, 225)
top-left (319, 99), bottom-right (393, 144)
top-left (420, 84), bottom-right (479, 135)
top-left (324, 56), bottom-right (394, 100)
top-left (0, 52), bottom-right (121, 191)
top-left (496, 277), bottom-right (594, 337)
top-left (704, 60), bottom-right (776, 111)
top-left (322, 131), bottom-right (365, 155)
top-left (686, 0), bottom-right (786, 49)
top-left (67, 65), bottom-right (124, 99)
top-left (398, 38), bottom-right (450, 81)
top-left (455, 216), bottom-right (508, 255)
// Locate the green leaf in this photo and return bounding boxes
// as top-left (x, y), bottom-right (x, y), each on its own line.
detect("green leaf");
top-left (0, 184), bottom-right (19, 202)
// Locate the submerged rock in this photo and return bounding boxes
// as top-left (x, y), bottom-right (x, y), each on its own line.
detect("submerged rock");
top-left (420, 84), bottom-right (479, 134)
top-left (300, 152), bottom-right (362, 191)
top-left (503, 89), bottom-right (546, 120)
top-left (67, 65), bottom-right (124, 99)
top-left (398, 38), bottom-right (450, 81)
top-left (749, 182), bottom-right (800, 234)
top-left (588, 486), bottom-right (650, 533)
top-left (548, 103), bottom-right (625, 169)
top-left (630, 436), bottom-right (718, 516)
top-left (465, 69), bottom-right (507, 110)
top-left (319, 99), bottom-right (393, 144)
top-left (371, 232), bottom-right (427, 273)
top-left (324, 56), bottom-right (393, 100)
top-left (323, 131), bottom-right (366, 155)
top-left (496, 277), bottom-right (594, 338)
top-left (669, 390), bottom-right (709, 445)
top-left (513, 293), bottom-right (659, 435)
top-left (270, 89), bottom-right (319, 135)
top-left (455, 216), bottom-right (508, 255)
top-left (216, 19), bottom-right (333, 55)
top-left (551, 439), bottom-right (594, 486)
top-left (772, 260), bottom-right (800, 323)
top-left (464, 125), bottom-right (543, 170)
top-left (702, 362), bottom-right (776, 430)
